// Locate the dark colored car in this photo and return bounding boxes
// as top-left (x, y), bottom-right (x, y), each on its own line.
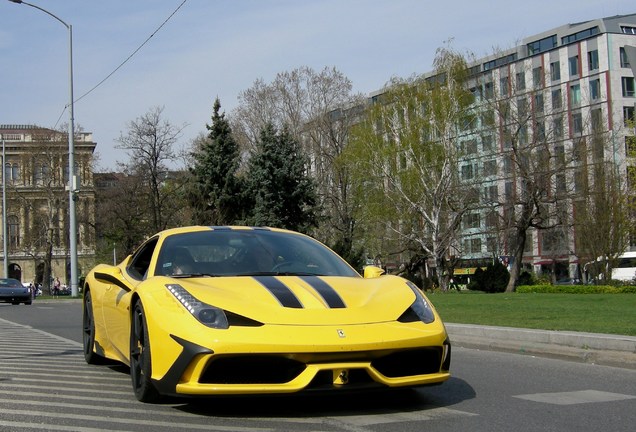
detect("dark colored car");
top-left (0, 278), bottom-right (32, 305)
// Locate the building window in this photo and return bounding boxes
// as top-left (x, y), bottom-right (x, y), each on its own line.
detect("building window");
top-left (461, 140), bottom-right (478, 154)
top-left (4, 163), bottom-right (20, 183)
top-left (590, 78), bottom-right (601, 101)
top-left (7, 215), bottom-right (19, 248)
top-left (591, 108), bottom-right (603, 132)
top-left (550, 61), bottom-right (561, 81)
top-left (574, 169), bottom-right (587, 193)
top-left (516, 72), bottom-right (525, 91)
top-left (461, 164), bottom-right (475, 180)
top-left (587, 50), bottom-right (599, 71)
top-left (483, 184), bottom-right (498, 202)
top-left (562, 27), bottom-right (600, 45)
top-left (621, 26), bottom-right (636, 35)
top-left (463, 213), bottom-right (480, 230)
top-left (483, 160), bottom-right (497, 177)
top-left (486, 211), bottom-right (498, 228)
top-left (463, 238), bottom-right (482, 254)
top-left (499, 76), bottom-right (509, 97)
top-left (484, 81), bottom-right (494, 99)
top-left (482, 135), bottom-right (494, 152)
top-left (551, 88), bottom-right (562, 110)
top-left (517, 97), bottom-right (528, 119)
top-left (620, 47), bottom-right (631, 68)
top-left (553, 116), bottom-right (564, 139)
top-left (572, 112), bottom-right (583, 135)
top-left (518, 125), bottom-right (528, 144)
top-left (568, 55), bottom-right (579, 76)
top-left (535, 121), bottom-right (546, 141)
top-left (532, 67), bottom-right (543, 88)
top-left (623, 77), bottom-right (635, 97)
top-left (534, 93), bottom-right (544, 113)
top-left (556, 173), bottom-right (567, 195)
top-left (486, 237), bottom-right (497, 253)
top-left (570, 83), bottom-right (581, 106)
top-left (625, 106), bottom-right (635, 127)
top-left (504, 181), bottom-right (514, 201)
top-left (503, 155), bottom-right (513, 174)
top-left (527, 35), bottom-right (557, 55)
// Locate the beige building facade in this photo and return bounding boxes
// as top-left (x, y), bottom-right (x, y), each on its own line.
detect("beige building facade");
top-left (0, 125), bottom-right (96, 289)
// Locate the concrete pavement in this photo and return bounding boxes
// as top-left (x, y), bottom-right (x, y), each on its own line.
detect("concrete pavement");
top-left (446, 323), bottom-right (636, 369)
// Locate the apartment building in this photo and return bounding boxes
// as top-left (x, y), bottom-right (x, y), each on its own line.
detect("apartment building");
top-left (0, 125), bottom-right (96, 287)
top-left (453, 14), bottom-right (636, 279)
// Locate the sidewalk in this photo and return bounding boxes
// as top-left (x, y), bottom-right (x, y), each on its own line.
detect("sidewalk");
top-left (446, 323), bottom-right (636, 370)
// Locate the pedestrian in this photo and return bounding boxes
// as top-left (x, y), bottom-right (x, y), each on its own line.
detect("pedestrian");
top-left (53, 277), bottom-right (60, 298)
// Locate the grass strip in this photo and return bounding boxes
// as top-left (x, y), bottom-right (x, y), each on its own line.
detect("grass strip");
top-left (427, 291), bottom-right (636, 336)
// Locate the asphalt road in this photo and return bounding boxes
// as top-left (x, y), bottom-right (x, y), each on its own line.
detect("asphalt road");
top-left (0, 300), bottom-right (635, 431)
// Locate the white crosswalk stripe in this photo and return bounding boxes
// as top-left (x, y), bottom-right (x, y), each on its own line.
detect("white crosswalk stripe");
top-left (0, 315), bottom-right (475, 431)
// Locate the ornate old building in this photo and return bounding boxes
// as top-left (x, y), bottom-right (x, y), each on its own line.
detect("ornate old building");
top-left (0, 125), bottom-right (96, 288)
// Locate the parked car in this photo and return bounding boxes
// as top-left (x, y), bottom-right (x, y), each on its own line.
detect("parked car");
top-left (0, 278), bottom-right (32, 305)
top-left (83, 226), bottom-right (451, 402)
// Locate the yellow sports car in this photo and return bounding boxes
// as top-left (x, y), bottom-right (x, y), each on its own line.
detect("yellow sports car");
top-left (83, 226), bottom-right (450, 402)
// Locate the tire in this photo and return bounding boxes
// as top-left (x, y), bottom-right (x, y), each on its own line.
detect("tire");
top-left (83, 291), bottom-right (105, 365)
top-left (130, 300), bottom-right (160, 403)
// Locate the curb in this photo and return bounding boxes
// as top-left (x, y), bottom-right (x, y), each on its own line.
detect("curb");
top-left (446, 323), bottom-right (636, 370)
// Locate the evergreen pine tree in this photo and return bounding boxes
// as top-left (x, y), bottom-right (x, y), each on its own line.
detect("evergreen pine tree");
top-left (246, 123), bottom-right (318, 232)
top-left (189, 98), bottom-right (244, 225)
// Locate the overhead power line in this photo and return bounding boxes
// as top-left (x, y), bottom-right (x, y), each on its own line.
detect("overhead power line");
top-left (77, 0), bottom-right (189, 106)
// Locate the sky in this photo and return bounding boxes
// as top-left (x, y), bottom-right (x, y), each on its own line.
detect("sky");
top-left (1, 0), bottom-right (634, 171)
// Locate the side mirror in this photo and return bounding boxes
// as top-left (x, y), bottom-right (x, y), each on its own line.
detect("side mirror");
top-left (363, 265), bottom-right (385, 279)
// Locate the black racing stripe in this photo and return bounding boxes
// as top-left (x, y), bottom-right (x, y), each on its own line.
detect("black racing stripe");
top-left (300, 276), bottom-right (346, 308)
top-left (253, 276), bottom-right (303, 309)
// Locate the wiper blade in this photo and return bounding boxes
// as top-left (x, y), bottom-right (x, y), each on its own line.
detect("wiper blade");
top-left (235, 271), bottom-right (326, 277)
top-left (171, 273), bottom-right (219, 278)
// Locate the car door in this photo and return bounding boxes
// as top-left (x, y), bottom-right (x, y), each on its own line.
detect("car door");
top-left (101, 236), bottom-right (159, 362)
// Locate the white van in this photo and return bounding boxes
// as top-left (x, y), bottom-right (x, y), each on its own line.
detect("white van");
top-left (612, 251), bottom-right (636, 282)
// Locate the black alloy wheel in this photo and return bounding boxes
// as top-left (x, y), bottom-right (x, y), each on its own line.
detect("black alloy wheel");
top-left (130, 300), bottom-right (160, 402)
top-left (82, 291), bottom-right (104, 364)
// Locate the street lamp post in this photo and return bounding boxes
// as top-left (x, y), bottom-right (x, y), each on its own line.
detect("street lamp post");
top-left (1, 136), bottom-right (8, 278)
top-left (9, 0), bottom-right (79, 296)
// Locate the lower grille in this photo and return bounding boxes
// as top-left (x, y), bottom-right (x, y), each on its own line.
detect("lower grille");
top-left (371, 348), bottom-right (442, 377)
top-left (200, 355), bottom-right (306, 384)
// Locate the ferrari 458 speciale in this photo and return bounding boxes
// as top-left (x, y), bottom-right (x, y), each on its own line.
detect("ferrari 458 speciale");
top-left (82, 226), bottom-right (450, 402)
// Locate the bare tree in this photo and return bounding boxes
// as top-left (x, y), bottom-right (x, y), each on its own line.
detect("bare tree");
top-left (116, 106), bottom-right (186, 233)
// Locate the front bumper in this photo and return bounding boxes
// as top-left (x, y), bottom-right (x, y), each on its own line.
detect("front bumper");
top-left (151, 326), bottom-right (451, 396)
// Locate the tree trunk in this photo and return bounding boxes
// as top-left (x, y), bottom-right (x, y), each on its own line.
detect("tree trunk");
top-left (505, 225), bottom-right (527, 292)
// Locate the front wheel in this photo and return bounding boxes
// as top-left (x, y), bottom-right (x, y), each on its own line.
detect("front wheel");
top-left (83, 291), bottom-right (105, 364)
top-left (130, 300), bottom-right (160, 403)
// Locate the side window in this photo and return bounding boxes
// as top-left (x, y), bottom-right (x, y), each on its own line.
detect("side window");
top-left (127, 237), bottom-right (159, 280)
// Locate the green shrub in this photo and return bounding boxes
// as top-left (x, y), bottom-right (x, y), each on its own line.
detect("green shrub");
top-left (517, 270), bottom-right (536, 286)
top-left (467, 260), bottom-right (510, 293)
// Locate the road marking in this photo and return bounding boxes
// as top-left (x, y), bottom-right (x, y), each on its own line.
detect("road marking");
top-left (514, 389), bottom-right (636, 405)
top-left (0, 314), bottom-right (476, 431)
top-left (326, 406), bottom-right (477, 426)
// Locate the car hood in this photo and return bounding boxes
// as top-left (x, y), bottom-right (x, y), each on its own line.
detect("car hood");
top-left (153, 274), bottom-right (418, 326)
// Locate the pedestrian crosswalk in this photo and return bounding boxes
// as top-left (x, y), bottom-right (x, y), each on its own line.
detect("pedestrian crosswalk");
top-left (0, 316), bottom-right (475, 431)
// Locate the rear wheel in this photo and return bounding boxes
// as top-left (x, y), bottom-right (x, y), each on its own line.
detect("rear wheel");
top-left (130, 300), bottom-right (160, 403)
top-left (83, 291), bottom-right (105, 364)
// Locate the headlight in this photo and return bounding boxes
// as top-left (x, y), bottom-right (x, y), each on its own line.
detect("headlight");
top-left (166, 284), bottom-right (229, 329)
top-left (406, 281), bottom-right (436, 324)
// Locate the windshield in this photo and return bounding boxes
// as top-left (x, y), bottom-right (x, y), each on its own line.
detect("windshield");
top-left (155, 229), bottom-right (359, 278)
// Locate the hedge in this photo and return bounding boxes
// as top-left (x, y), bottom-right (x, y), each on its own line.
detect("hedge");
top-left (516, 284), bottom-right (636, 294)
